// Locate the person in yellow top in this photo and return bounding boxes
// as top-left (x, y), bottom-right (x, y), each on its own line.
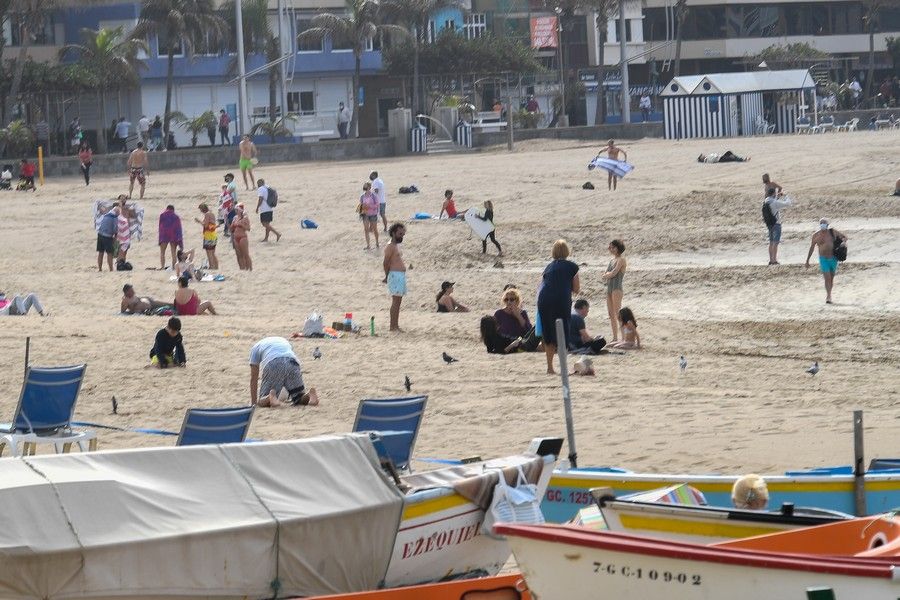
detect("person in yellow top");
top-left (196, 203), bottom-right (219, 270)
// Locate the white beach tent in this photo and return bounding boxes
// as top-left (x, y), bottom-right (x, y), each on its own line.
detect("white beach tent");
top-left (0, 435), bottom-right (404, 600)
top-left (661, 69), bottom-right (816, 139)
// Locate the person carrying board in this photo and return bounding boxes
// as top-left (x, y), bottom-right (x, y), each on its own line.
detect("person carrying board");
top-left (472, 201), bottom-right (502, 256)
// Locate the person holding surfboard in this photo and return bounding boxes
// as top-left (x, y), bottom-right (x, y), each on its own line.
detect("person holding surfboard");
top-left (383, 223), bottom-right (407, 332)
top-left (473, 201), bottom-right (502, 256)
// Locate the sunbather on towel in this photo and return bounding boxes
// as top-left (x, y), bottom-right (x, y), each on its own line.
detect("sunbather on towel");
top-left (147, 317), bottom-right (186, 368)
top-left (697, 151), bottom-right (750, 163)
top-left (0, 291), bottom-right (47, 316)
top-left (121, 284), bottom-right (169, 314)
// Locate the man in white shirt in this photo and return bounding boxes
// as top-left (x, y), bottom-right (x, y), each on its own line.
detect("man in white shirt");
top-left (369, 170), bottom-right (387, 232)
top-left (337, 102), bottom-right (351, 139)
top-left (764, 187), bottom-right (792, 265)
top-left (249, 336), bottom-right (319, 407)
top-left (255, 178), bottom-right (281, 242)
top-left (115, 118), bottom-right (131, 153)
top-left (850, 77), bottom-right (862, 107)
top-left (639, 93), bottom-right (651, 121)
top-left (138, 115), bottom-right (150, 147)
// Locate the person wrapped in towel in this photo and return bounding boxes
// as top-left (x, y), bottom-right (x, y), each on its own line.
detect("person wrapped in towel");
top-left (588, 140), bottom-right (633, 190)
top-left (697, 151), bottom-right (750, 163)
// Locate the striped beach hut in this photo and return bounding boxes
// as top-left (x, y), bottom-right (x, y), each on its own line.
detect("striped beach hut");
top-left (661, 69), bottom-right (816, 140)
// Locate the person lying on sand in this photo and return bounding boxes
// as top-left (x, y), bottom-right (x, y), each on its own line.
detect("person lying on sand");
top-left (697, 151), bottom-right (749, 163)
top-left (121, 284), bottom-right (170, 314)
top-left (0, 291), bottom-right (48, 316)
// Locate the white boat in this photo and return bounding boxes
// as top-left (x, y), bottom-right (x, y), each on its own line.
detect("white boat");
top-left (497, 522), bottom-right (900, 600)
top-left (0, 434), bottom-right (557, 599)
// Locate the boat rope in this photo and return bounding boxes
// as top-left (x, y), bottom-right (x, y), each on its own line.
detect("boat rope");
top-left (217, 445), bottom-right (283, 599)
top-left (71, 421), bottom-right (178, 436)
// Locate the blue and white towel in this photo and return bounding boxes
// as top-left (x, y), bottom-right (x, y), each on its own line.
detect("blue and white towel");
top-left (588, 157), bottom-right (634, 178)
top-left (93, 199), bottom-right (144, 241)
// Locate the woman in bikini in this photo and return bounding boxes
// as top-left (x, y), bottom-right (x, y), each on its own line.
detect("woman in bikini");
top-left (174, 276), bottom-right (216, 315)
top-left (601, 239), bottom-right (626, 341)
top-left (606, 307), bottom-right (641, 349)
top-left (230, 203), bottom-right (252, 270)
top-left (435, 281), bottom-right (469, 312)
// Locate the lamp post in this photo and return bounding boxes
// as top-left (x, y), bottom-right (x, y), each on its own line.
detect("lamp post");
top-left (618, 0), bottom-right (630, 123)
top-left (235, 0), bottom-right (250, 136)
top-left (555, 6), bottom-right (566, 127)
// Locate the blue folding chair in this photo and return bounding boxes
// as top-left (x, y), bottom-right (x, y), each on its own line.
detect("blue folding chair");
top-left (353, 395), bottom-right (428, 471)
top-left (0, 364), bottom-right (96, 457)
top-left (176, 406), bottom-right (256, 446)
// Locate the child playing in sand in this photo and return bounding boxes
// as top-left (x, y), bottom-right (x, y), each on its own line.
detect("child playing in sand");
top-left (148, 317), bottom-right (186, 368)
top-left (606, 307), bottom-right (641, 349)
top-left (17, 158), bottom-right (35, 191)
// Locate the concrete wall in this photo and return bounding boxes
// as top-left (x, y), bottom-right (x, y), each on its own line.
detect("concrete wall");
top-left (473, 122), bottom-right (664, 147)
top-left (40, 137), bottom-right (396, 178)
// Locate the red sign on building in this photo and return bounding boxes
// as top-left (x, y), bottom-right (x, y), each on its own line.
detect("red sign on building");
top-left (530, 16), bottom-right (559, 49)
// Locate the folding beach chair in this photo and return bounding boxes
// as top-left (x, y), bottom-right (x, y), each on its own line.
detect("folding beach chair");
top-left (0, 364), bottom-right (96, 457)
top-left (176, 406), bottom-right (255, 446)
top-left (353, 395), bottom-right (428, 472)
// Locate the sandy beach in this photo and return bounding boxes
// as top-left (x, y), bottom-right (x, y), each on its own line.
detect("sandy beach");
top-left (0, 130), bottom-right (897, 475)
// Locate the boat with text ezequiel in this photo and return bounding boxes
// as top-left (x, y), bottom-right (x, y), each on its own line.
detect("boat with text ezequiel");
top-left (496, 522), bottom-right (900, 600)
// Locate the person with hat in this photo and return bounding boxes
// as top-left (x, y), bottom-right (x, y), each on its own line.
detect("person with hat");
top-left (436, 281), bottom-right (469, 313)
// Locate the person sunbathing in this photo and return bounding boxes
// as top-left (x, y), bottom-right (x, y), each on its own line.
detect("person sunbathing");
top-left (121, 284), bottom-right (169, 314)
top-left (174, 276), bottom-right (216, 315)
top-left (697, 151), bottom-right (749, 163)
top-left (0, 291), bottom-right (47, 316)
top-left (175, 249), bottom-right (201, 280)
top-left (436, 281), bottom-right (469, 313)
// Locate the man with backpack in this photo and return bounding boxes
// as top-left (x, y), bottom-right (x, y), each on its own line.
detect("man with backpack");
top-left (762, 188), bottom-right (792, 265)
top-left (255, 178), bottom-right (281, 242)
top-left (805, 218), bottom-right (848, 304)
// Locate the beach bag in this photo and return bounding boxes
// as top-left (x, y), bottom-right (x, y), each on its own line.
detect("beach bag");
top-left (762, 200), bottom-right (777, 228)
top-left (267, 187), bottom-right (278, 207)
top-left (831, 229), bottom-right (848, 262)
top-left (481, 466), bottom-right (545, 540)
top-left (303, 311), bottom-right (325, 337)
top-left (116, 259), bottom-right (133, 271)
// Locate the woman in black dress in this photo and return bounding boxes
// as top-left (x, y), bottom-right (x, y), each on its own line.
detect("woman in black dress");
top-left (537, 239), bottom-right (580, 374)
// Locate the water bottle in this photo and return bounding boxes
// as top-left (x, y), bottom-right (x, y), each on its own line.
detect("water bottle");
top-left (370, 316), bottom-right (375, 336)
top-left (344, 312), bottom-right (352, 331)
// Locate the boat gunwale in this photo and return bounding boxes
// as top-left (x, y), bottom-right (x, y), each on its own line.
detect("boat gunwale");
top-left (600, 499), bottom-right (848, 526)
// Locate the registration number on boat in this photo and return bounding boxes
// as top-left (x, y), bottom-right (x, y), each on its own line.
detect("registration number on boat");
top-left (592, 562), bottom-right (701, 586)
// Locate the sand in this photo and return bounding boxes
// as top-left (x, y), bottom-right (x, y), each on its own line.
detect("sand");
top-left (1, 130), bottom-right (898, 475)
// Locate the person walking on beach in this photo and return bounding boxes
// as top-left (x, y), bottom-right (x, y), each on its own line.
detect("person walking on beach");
top-left (537, 239), bottom-right (580, 374)
top-left (805, 218), bottom-right (848, 304)
top-left (127, 142), bottom-right (149, 199)
top-left (158, 204), bottom-right (183, 270)
top-left (239, 135), bottom-right (257, 190)
top-left (256, 178), bottom-right (281, 242)
top-left (763, 188), bottom-right (792, 265)
top-left (360, 181), bottom-right (380, 249)
top-left (369, 171), bottom-right (387, 232)
top-left (195, 203), bottom-right (219, 270)
top-left (383, 223), bottom-right (407, 332)
top-left (603, 139), bottom-right (628, 190)
top-left (474, 200), bottom-right (502, 255)
top-left (249, 336), bottom-right (319, 407)
top-left (337, 102), bottom-right (351, 139)
top-left (96, 207), bottom-right (118, 271)
top-left (218, 110), bottom-right (231, 145)
top-left (78, 142), bottom-right (93, 186)
top-left (601, 239), bottom-right (626, 341)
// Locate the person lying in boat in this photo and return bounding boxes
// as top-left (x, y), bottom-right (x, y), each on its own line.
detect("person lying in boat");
top-left (732, 474), bottom-right (769, 510)
top-left (697, 151), bottom-right (750, 164)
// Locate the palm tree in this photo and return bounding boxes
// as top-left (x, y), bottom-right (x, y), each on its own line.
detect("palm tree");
top-left (300, 0), bottom-right (406, 137)
top-left (134, 0), bottom-right (228, 145)
top-left (171, 110), bottom-right (217, 146)
top-left (0, 119), bottom-right (35, 156)
top-left (59, 26), bottom-right (147, 153)
top-left (861, 0), bottom-right (893, 103)
top-left (250, 114), bottom-right (298, 143)
top-left (3, 0), bottom-right (58, 125)
top-left (585, 0), bottom-right (618, 124)
top-left (382, 0), bottom-right (458, 116)
top-left (672, 0), bottom-right (688, 76)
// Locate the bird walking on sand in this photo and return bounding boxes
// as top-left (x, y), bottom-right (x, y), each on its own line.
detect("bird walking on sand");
top-left (442, 352), bottom-right (458, 364)
top-left (404, 375), bottom-right (412, 392)
top-left (111, 396), bottom-right (118, 414)
top-left (806, 361), bottom-right (820, 376)
top-left (679, 355), bottom-right (687, 373)
top-left (312, 347), bottom-right (322, 360)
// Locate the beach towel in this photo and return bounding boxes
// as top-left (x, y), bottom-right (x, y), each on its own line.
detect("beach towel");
top-left (92, 199), bottom-right (144, 241)
top-left (158, 208), bottom-right (183, 245)
top-left (588, 157), bottom-right (634, 178)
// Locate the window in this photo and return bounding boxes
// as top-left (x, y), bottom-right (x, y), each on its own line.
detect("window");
top-left (297, 18), bottom-right (323, 52)
top-left (195, 30), bottom-right (225, 56)
top-left (463, 13), bottom-right (486, 39)
top-left (288, 91), bottom-right (315, 115)
top-left (613, 18), bottom-right (632, 42)
top-left (331, 29), bottom-right (353, 51)
top-left (3, 13), bottom-right (57, 46)
top-left (427, 20), bottom-right (436, 43)
top-left (443, 19), bottom-right (456, 32)
top-left (156, 26), bottom-right (185, 57)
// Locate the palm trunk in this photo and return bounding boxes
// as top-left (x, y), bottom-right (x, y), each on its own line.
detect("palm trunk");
top-left (97, 91), bottom-right (108, 154)
top-left (865, 25), bottom-right (875, 104)
top-left (412, 25), bottom-right (421, 116)
top-left (163, 50), bottom-right (175, 144)
top-left (594, 19), bottom-right (607, 125)
top-left (674, 12), bottom-right (685, 76)
top-left (4, 31), bottom-right (30, 125)
top-left (268, 71), bottom-right (277, 124)
top-left (352, 51), bottom-right (361, 138)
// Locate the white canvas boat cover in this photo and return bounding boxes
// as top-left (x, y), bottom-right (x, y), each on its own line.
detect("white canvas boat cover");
top-left (662, 69), bottom-right (815, 96)
top-left (0, 434), bottom-right (404, 600)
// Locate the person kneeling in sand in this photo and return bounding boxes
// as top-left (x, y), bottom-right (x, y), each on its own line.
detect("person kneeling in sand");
top-left (605, 307), bottom-right (641, 349)
top-left (147, 317), bottom-right (186, 368)
top-left (249, 336), bottom-right (319, 407)
top-left (121, 284), bottom-right (169, 314)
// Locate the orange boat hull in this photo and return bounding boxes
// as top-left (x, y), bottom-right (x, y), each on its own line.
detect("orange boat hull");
top-left (308, 574), bottom-right (531, 600)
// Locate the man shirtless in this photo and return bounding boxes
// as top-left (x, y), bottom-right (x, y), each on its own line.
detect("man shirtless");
top-left (382, 223), bottom-right (407, 332)
top-left (121, 283), bottom-right (169, 314)
top-left (238, 135), bottom-right (257, 190)
top-left (602, 139), bottom-right (627, 191)
top-left (805, 218), bottom-right (848, 304)
top-left (127, 142), bottom-right (149, 199)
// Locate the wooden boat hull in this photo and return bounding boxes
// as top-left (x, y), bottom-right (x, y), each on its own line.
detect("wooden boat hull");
top-left (309, 574), bottom-right (531, 599)
top-left (543, 467), bottom-right (900, 523)
top-left (497, 523), bottom-right (900, 600)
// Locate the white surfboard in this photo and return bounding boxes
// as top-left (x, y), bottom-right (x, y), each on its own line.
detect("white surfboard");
top-left (465, 207), bottom-right (494, 241)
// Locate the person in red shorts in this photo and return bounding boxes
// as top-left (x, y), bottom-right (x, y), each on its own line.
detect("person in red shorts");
top-left (19, 158), bottom-right (35, 192)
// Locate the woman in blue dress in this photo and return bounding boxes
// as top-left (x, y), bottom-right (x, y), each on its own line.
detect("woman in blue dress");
top-left (537, 239), bottom-right (580, 374)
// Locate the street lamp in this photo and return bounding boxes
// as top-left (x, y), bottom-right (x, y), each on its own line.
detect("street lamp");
top-left (555, 6), bottom-right (566, 127)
